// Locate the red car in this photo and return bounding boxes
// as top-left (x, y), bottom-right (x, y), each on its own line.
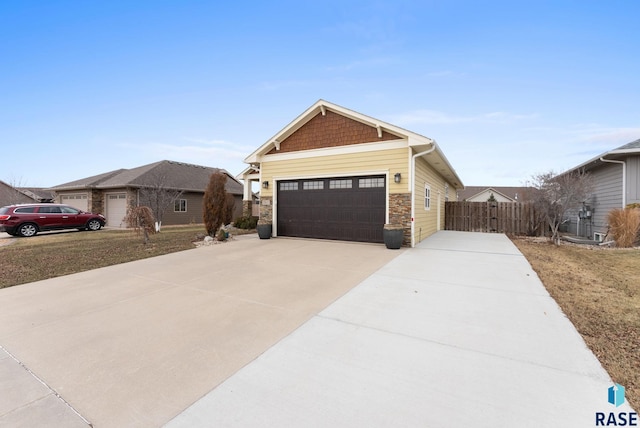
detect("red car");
top-left (0, 204), bottom-right (106, 237)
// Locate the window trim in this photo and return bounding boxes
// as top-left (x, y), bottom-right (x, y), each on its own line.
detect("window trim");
top-left (174, 199), bottom-right (187, 212)
top-left (424, 183), bottom-right (431, 210)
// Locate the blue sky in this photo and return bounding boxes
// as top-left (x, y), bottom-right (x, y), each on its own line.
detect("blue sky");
top-left (1, 1), bottom-right (638, 188)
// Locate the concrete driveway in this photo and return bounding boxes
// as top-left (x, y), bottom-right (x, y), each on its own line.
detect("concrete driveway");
top-left (0, 235), bottom-right (400, 427)
top-left (168, 231), bottom-right (633, 427)
top-left (2, 231), bottom-right (632, 427)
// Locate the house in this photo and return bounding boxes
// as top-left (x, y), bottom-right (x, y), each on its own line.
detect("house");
top-left (0, 180), bottom-right (54, 207)
top-left (560, 138), bottom-right (640, 241)
top-left (458, 186), bottom-right (530, 202)
top-left (239, 100), bottom-right (464, 247)
top-left (50, 160), bottom-right (245, 228)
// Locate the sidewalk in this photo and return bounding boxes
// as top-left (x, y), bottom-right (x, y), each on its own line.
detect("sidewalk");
top-left (167, 231), bottom-right (632, 427)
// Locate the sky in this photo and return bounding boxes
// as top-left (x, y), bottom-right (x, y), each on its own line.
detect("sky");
top-left (1, 1), bottom-right (639, 188)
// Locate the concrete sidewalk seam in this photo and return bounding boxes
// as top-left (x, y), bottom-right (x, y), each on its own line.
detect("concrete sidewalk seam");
top-left (0, 345), bottom-right (93, 427)
top-left (314, 314), bottom-right (604, 380)
top-left (371, 271), bottom-right (550, 297)
top-left (415, 246), bottom-right (524, 256)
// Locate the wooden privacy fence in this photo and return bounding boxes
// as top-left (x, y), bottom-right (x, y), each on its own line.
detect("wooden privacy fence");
top-left (445, 201), bottom-right (543, 236)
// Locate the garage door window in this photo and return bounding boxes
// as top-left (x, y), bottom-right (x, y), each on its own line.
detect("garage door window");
top-left (303, 181), bottom-right (324, 190)
top-left (329, 179), bottom-right (352, 189)
top-left (359, 177), bottom-right (385, 188)
top-left (280, 182), bottom-right (298, 191)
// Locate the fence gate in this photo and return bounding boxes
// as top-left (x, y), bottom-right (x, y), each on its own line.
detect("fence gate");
top-left (444, 201), bottom-right (541, 236)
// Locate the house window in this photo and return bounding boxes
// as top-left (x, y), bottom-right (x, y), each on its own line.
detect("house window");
top-left (174, 199), bottom-right (187, 212)
top-left (303, 181), bottom-right (324, 190)
top-left (279, 182), bottom-right (299, 191)
top-left (358, 177), bottom-right (385, 188)
top-left (424, 184), bottom-right (431, 210)
top-left (329, 179), bottom-right (352, 189)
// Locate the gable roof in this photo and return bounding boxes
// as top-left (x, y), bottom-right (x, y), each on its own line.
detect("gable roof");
top-left (0, 180), bottom-right (54, 204)
top-left (50, 160), bottom-right (244, 195)
top-left (563, 138), bottom-right (640, 174)
top-left (458, 186), bottom-right (531, 202)
top-left (244, 99), bottom-right (464, 189)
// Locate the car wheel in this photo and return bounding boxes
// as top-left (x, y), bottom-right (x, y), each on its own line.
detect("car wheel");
top-left (87, 219), bottom-right (102, 231)
top-left (18, 223), bottom-right (38, 237)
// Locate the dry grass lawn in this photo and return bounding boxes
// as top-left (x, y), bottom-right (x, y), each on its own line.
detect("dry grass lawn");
top-left (0, 226), bottom-right (213, 289)
top-left (513, 237), bottom-right (639, 409)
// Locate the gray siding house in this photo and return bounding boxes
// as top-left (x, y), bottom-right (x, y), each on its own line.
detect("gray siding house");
top-left (50, 160), bottom-right (244, 228)
top-left (562, 139), bottom-right (640, 240)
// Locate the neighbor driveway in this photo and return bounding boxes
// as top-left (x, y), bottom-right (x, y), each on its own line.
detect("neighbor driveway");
top-left (1, 232), bottom-right (631, 427)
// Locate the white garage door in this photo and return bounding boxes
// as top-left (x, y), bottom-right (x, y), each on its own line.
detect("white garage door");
top-left (60, 194), bottom-right (88, 212)
top-left (106, 193), bottom-right (127, 228)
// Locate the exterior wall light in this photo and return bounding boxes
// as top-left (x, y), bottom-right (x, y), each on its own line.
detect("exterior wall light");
top-left (394, 173), bottom-right (401, 184)
top-left (262, 181), bottom-right (269, 189)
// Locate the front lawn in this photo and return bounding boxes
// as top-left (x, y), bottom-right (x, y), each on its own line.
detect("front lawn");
top-left (513, 238), bottom-right (639, 410)
top-left (0, 226), bottom-right (209, 289)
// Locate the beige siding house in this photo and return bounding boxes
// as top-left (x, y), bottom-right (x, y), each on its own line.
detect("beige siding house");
top-left (240, 100), bottom-right (464, 247)
top-left (458, 186), bottom-right (531, 202)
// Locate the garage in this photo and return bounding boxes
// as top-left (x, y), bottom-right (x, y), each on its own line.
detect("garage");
top-left (60, 194), bottom-right (88, 212)
top-left (106, 193), bottom-right (127, 228)
top-left (277, 175), bottom-right (386, 243)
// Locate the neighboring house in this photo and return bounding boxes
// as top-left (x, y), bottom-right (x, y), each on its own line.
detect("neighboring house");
top-left (458, 186), bottom-right (530, 202)
top-left (0, 180), bottom-right (54, 206)
top-left (50, 160), bottom-right (245, 228)
top-left (561, 138), bottom-right (640, 241)
top-left (239, 100), bottom-right (464, 247)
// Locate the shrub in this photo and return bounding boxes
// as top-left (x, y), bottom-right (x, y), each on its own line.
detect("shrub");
top-left (233, 215), bottom-right (258, 230)
top-left (607, 208), bottom-right (640, 247)
top-left (203, 172), bottom-right (229, 236)
top-left (124, 206), bottom-right (156, 244)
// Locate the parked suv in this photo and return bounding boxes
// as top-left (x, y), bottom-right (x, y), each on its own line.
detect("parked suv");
top-left (0, 204), bottom-right (106, 237)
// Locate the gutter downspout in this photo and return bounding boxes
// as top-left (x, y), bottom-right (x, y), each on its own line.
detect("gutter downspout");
top-left (600, 157), bottom-right (626, 208)
top-left (410, 141), bottom-right (437, 247)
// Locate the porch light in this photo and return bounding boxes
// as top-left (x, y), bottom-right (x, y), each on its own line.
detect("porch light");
top-left (262, 181), bottom-right (269, 189)
top-left (394, 173), bottom-right (402, 184)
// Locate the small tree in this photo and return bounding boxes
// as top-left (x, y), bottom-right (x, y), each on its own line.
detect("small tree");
top-left (223, 193), bottom-right (235, 226)
top-left (527, 170), bottom-right (593, 245)
top-left (203, 172), bottom-right (229, 236)
top-left (125, 206), bottom-right (156, 244)
top-left (137, 169), bottom-right (183, 232)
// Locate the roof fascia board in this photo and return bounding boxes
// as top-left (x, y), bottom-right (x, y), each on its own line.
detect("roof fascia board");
top-left (261, 139), bottom-right (407, 162)
top-left (560, 146), bottom-right (640, 176)
top-left (245, 99), bottom-right (417, 164)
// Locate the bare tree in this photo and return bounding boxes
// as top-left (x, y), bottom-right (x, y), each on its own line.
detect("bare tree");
top-left (527, 170), bottom-right (593, 244)
top-left (137, 170), bottom-right (183, 232)
top-left (124, 206), bottom-right (156, 244)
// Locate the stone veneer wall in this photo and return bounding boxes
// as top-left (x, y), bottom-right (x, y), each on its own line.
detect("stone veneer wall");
top-left (90, 189), bottom-right (104, 215)
top-left (242, 200), bottom-right (253, 217)
top-left (389, 193), bottom-right (412, 246)
top-left (259, 196), bottom-right (273, 223)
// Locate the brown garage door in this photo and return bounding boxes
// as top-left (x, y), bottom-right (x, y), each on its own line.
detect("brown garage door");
top-left (277, 175), bottom-right (386, 243)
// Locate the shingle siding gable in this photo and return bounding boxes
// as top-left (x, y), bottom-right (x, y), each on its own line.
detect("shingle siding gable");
top-left (266, 110), bottom-right (401, 155)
